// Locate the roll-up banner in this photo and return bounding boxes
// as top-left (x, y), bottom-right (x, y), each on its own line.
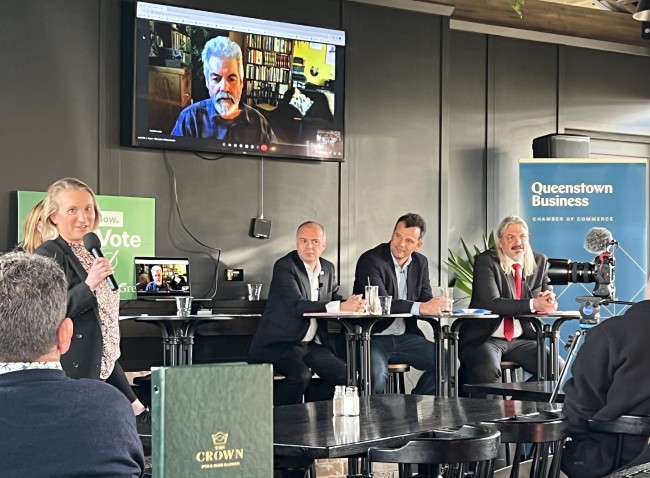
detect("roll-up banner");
top-left (520, 158), bottom-right (648, 354)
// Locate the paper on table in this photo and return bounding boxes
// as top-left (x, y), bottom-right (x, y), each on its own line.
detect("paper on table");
top-left (536, 310), bottom-right (581, 317)
top-left (305, 312), bottom-right (412, 317)
top-left (452, 308), bottom-right (492, 315)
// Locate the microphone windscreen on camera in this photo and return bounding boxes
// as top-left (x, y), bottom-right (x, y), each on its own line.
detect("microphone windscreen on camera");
top-left (83, 232), bottom-right (102, 252)
top-left (584, 227), bottom-right (613, 254)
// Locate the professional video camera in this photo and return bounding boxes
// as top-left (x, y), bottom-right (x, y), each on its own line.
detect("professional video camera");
top-left (547, 227), bottom-right (617, 324)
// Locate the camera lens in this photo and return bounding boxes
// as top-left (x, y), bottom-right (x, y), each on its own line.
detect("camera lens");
top-left (547, 258), bottom-right (571, 285)
top-left (547, 258), bottom-right (595, 285)
top-left (569, 261), bottom-right (595, 284)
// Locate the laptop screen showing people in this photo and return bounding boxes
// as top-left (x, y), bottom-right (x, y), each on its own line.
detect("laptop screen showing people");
top-left (135, 257), bottom-right (190, 298)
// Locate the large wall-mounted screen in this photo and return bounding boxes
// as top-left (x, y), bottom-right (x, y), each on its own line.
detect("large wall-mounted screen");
top-left (123, 1), bottom-right (346, 161)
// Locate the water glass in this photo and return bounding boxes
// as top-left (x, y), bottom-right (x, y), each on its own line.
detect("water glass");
top-left (433, 287), bottom-right (454, 314)
top-left (365, 285), bottom-right (380, 315)
top-left (247, 283), bottom-right (262, 301)
top-left (175, 296), bottom-right (193, 317)
top-left (378, 295), bottom-right (392, 315)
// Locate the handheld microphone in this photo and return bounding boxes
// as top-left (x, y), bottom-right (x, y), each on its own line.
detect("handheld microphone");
top-left (584, 227), bottom-right (613, 254)
top-left (83, 232), bottom-right (119, 292)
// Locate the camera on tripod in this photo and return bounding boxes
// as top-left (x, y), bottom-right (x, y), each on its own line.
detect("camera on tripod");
top-left (546, 227), bottom-right (617, 324)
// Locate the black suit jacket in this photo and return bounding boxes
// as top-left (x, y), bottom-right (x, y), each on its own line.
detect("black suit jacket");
top-left (249, 251), bottom-right (343, 358)
top-left (463, 248), bottom-right (551, 347)
top-left (561, 301), bottom-right (650, 478)
top-left (35, 237), bottom-right (103, 379)
top-left (352, 243), bottom-right (432, 335)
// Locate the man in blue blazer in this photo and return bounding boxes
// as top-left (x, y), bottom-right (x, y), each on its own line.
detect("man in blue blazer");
top-left (353, 213), bottom-right (443, 395)
top-left (461, 215), bottom-right (558, 389)
top-left (249, 221), bottom-right (365, 405)
top-left (0, 252), bottom-right (143, 478)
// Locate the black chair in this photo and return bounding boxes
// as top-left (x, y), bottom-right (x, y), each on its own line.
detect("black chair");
top-left (481, 410), bottom-right (568, 478)
top-left (367, 424), bottom-right (501, 478)
top-left (604, 462), bottom-right (650, 478)
top-left (587, 415), bottom-right (650, 471)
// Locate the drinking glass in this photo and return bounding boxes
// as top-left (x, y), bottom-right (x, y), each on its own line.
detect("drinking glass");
top-left (175, 296), bottom-right (193, 317)
top-left (247, 283), bottom-right (262, 301)
top-left (365, 285), bottom-right (380, 315)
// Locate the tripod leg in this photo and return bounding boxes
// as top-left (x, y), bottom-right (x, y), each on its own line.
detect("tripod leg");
top-left (549, 330), bottom-right (584, 404)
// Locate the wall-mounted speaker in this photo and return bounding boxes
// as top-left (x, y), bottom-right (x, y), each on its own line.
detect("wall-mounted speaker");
top-left (532, 134), bottom-right (590, 158)
top-left (250, 218), bottom-right (271, 239)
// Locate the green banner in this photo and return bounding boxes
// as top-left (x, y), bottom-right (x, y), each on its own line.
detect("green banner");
top-left (17, 191), bottom-right (155, 300)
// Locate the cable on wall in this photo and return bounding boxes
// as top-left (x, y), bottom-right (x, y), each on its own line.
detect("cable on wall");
top-left (165, 151), bottom-right (221, 300)
top-left (249, 156), bottom-right (272, 239)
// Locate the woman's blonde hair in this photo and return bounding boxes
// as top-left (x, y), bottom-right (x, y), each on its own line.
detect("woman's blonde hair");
top-left (40, 178), bottom-right (102, 242)
top-left (20, 199), bottom-right (45, 253)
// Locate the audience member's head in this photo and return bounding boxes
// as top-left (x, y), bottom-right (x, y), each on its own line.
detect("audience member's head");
top-left (20, 199), bottom-right (44, 253)
top-left (495, 215), bottom-right (535, 274)
top-left (0, 252), bottom-right (71, 362)
top-left (41, 177), bottom-right (101, 244)
top-left (202, 36), bottom-right (244, 120)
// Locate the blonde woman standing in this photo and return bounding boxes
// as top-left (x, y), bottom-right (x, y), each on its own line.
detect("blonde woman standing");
top-left (35, 178), bottom-right (146, 415)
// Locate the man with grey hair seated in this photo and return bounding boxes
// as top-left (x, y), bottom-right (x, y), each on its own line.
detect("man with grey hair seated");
top-left (0, 252), bottom-right (144, 478)
top-left (171, 35), bottom-right (277, 144)
top-left (459, 215), bottom-right (559, 389)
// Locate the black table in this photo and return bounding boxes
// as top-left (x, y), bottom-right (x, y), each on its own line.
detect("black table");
top-left (305, 313), bottom-right (443, 396)
top-left (463, 381), bottom-right (565, 403)
top-left (121, 314), bottom-right (260, 366)
top-left (138, 394), bottom-right (551, 478)
top-left (444, 311), bottom-right (579, 397)
top-left (274, 394), bottom-right (550, 460)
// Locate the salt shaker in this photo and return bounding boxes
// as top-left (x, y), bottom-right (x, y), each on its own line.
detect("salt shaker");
top-left (333, 385), bottom-right (346, 416)
top-left (344, 386), bottom-right (360, 416)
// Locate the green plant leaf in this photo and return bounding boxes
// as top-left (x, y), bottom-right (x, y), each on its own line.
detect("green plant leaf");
top-left (509, 0), bottom-right (525, 18)
top-left (446, 232), bottom-right (495, 297)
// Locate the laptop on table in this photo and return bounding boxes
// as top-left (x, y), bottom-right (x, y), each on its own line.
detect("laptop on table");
top-left (134, 257), bottom-right (191, 300)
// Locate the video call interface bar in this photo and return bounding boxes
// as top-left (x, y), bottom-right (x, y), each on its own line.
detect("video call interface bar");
top-left (136, 2), bottom-right (346, 46)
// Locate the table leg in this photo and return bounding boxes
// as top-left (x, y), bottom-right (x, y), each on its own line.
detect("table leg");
top-left (340, 322), bottom-right (359, 387)
top-left (183, 321), bottom-right (197, 366)
top-left (168, 335), bottom-right (179, 366)
top-left (151, 322), bottom-right (173, 366)
top-left (435, 328), bottom-right (443, 397)
top-left (358, 325), bottom-right (372, 396)
top-left (418, 317), bottom-right (443, 397)
top-left (550, 317), bottom-right (576, 381)
top-left (537, 331), bottom-right (546, 381)
top-left (446, 325), bottom-right (460, 398)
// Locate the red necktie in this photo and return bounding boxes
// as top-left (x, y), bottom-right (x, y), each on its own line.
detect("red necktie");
top-left (504, 263), bottom-right (522, 341)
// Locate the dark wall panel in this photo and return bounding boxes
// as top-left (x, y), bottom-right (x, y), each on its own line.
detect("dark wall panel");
top-left (342, 3), bottom-right (442, 286)
top-left (560, 47), bottom-right (650, 136)
top-left (0, 0), bottom-right (101, 246)
top-left (447, 30), bottom-right (488, 251)
top-left (489, 36), bottom-right (558, 228)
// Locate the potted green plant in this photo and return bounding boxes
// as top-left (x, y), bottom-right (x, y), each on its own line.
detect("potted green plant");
top-left (446, 232), bottom-right (496, 298)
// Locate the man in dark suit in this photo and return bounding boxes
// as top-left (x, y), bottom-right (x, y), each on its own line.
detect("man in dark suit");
top-left (353, 213), bottom-right (443, 395)
top-left (460, 215), bottom-right (558, 388)
top-left (249, 221), bottom-right (365, 405)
